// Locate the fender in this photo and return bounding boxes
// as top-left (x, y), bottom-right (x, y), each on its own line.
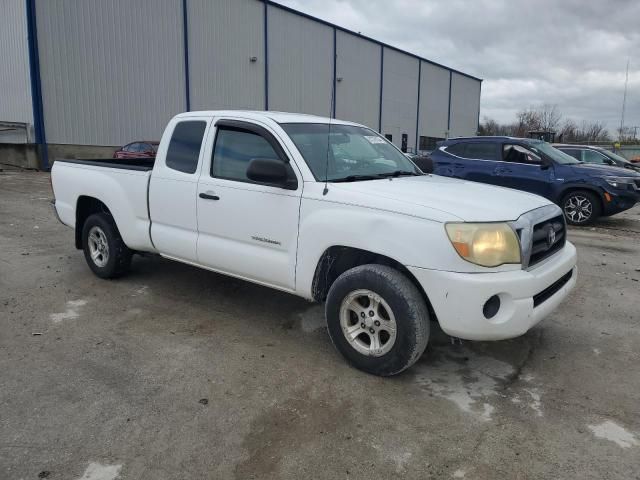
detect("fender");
top-left (294, 197), bottom-right (522, 299)
top-left (553, 182), bottom-right (605, 204)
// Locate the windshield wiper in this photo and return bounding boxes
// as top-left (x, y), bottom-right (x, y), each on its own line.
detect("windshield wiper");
top-left (330, 170), bottom-right (422, 182)
top-left (375, 170), bottom-right (422, 178)
top-left (330, 174), bottom-right (380, 183)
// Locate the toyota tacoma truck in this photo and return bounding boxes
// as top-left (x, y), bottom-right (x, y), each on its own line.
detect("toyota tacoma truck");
top-left (51, 111), bottom-right (577, 376)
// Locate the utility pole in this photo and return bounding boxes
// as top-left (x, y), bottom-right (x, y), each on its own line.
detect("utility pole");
top-left (619, 59), bottom-right (629, 141)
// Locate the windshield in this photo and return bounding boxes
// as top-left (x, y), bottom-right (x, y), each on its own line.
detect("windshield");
top-left (280, 123), bottom-right (420, 181)
top-left (527, 141), bottom-right (580, 165)
top-left (602, 149), bottom-right (632, 165)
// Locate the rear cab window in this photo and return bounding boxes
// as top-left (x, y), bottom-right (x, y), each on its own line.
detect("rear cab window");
top-left (165, 121), bottom-right (207, 174)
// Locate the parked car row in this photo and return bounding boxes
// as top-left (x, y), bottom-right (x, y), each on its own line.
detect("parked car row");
top-left (554, 144), bottom-right (640, 172)
top-left (413, 137), bottom-right (640, 225)
top-left (52, 111), bottom-right (578, 376)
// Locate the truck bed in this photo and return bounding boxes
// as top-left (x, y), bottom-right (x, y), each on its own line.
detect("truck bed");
top-left (51, 157), bottom-right (155, 252)
top-left (55, 157), bottom-right (155, 171)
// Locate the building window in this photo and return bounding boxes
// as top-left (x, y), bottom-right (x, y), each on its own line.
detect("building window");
top-left (419, 136), bottom-right (444, 152)
top-left (385, 134), bottom-right (393, 142)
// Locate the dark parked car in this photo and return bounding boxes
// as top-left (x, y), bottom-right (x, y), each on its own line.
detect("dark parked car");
top-left (554, 144), bottom-right (640, 173)
top-left (113, 141), bottom-right (159, 159)
top-left (425, 136), bottom-right (640, 225)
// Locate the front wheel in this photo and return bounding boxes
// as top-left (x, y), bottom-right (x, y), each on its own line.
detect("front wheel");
top-left (325, 264), bottom-right (430, 376)
top-left (82, 213), bottom-right (132, 279)
top-left (562, 190), bottom-right (601, 226)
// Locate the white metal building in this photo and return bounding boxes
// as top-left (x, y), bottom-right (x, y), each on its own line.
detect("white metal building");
top-left (0, 0), bottom-right (482, 169)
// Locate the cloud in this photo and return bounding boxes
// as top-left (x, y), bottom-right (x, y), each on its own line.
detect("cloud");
top-left (276, 0), bottom-right (640, 133)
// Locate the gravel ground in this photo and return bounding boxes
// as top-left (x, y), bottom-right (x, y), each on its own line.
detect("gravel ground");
top-left (1, 168), bottom-right (639, 480)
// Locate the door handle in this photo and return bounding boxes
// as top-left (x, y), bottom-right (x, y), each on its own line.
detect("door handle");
top-left (199, 192), bottom-right (220, 200)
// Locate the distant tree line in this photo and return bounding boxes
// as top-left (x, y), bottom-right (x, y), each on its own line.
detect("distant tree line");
top-left (478, 104), bottom-right (612, 143)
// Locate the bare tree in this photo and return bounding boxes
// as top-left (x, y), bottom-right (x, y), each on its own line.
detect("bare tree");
top-left (479, 106), bottom-right (612, 143)
top-left (478, 117), bottom-right (500, 136)
top-left (538, 104), bottom-right (562, 132)
top-left (559, 118), bottom-right (578, 141)
top-left (581, 120), bottom-right (609, 142)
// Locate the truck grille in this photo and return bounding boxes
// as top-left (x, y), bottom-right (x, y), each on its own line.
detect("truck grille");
top-left (528, 215), bottom-right (566, 267)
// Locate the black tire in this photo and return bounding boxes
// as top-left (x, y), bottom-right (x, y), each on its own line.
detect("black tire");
top-left (82, 213), bottom-right (132, 279)
top-left (561, 190), bottom-right (601, 226)
top-left (325, 264), bottom-right (430, 376)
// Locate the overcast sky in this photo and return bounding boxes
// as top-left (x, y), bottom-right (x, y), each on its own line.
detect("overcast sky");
top-left (278, 0), bottom-right (639, 134)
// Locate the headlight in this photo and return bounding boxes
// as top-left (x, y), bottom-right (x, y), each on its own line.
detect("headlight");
top-left (603, 176), bottom-right (636, 188)
top-left (445, 222), bottom-right (521, 267)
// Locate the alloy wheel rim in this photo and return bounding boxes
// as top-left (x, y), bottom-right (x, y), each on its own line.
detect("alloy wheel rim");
top-left (339, 289), bottom-right (397, 357)
top-left (88, 226), bottom-right (109, 267)
top-left (564, 195), bottom-right (593, 223)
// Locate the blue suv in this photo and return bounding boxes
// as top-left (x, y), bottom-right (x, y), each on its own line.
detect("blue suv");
top-left (427, 136), bottom-right (640, 225)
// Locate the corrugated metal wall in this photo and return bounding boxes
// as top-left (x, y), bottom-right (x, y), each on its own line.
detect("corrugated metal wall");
top-left (335, 31), bottom-right (381, 130)
top-left (188, 0), bottom-right (265, 111)
top-left (0, 0), bottom-right (33, 124)
top-left (380, 48), bottom-right (419, 149)
top-left (266, 6), bottom-right (333, 116)
top-left (418, 62), bottom-right (450, 140)
top-left (449, 72), bottom-right (481, 137)
top-left (36, 0), bottom-right (185, 145)
top-left (14, 0), bottom-right (480, 147)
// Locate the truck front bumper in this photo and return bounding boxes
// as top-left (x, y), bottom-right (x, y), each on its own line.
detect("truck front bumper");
top-left (408, 242), bottom-right (577, 341)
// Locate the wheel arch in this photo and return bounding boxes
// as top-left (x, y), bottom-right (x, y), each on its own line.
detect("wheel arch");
top-left (311, 245), bottom-right (437, 321)
top-left (75, 196), bottom-right (114, 249)
top-left (558, 186), bottom-right (604, 212)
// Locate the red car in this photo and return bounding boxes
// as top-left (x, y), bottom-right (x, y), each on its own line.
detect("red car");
top-left (113, 141), bottom-right (159, 159)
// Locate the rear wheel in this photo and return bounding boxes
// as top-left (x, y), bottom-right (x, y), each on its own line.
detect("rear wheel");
top-left (562, 190), bottom-right (601, 225)
top-left (82, 213), bottom-right (132, 278)
top-left (325, 264), bottom-right (430, 376)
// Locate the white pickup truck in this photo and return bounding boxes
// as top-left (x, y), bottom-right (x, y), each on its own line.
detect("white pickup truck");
top-left (52, 111), bottom-right (577, 376)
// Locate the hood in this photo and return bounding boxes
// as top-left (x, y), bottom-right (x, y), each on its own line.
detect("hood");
top-left (568, 163), bottom-right (640, 178)
top-left (329, 175), bottom-right (552, 222)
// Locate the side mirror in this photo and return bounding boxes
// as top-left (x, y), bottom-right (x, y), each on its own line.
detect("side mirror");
top-left (246, 157), bottom-right (289, 185)
top-left (411, 155), bottom-right (433, 174)
top-left (540, 157), bottom-right (552, 170)
top-left (604, 159), bottom-right (615, 165)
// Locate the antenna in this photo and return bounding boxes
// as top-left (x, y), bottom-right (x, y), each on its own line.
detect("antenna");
top-left (323, 41), bottom-right (337, 196)
top-left (619, 59), bottom-right (629, 140)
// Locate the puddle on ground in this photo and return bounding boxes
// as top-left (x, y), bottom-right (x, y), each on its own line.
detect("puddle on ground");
top-left (588, 420), bottom-right (639, 448)
top-left (413, 346), bottom-right (515, 421)
top-left (413, 345), bottom-right (545, 421)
